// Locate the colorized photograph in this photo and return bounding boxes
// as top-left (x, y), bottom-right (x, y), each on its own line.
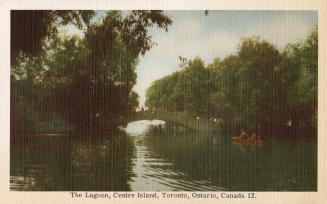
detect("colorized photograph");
top-left (10, 10), bottom-right (317, 191)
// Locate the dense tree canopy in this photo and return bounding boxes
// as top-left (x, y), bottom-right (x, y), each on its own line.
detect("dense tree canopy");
top-left (11, 10), bottom-right (172, 135)
top-left (146, 28), bottom-right (317, 138)
top-left (11, 10), bottom-right (317, 139)
top-left (11, 10), bottom-right (96, 64)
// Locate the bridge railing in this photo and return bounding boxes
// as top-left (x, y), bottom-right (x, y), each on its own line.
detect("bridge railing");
top-left (128, 111), bottom-right (222, 133)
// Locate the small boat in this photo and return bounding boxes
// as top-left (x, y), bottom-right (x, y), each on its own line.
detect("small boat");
top-left (232, 136), bottom-right (263, 145)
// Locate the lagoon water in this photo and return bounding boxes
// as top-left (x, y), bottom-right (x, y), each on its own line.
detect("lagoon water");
top-left (10, 120), bottom-right (316, 191)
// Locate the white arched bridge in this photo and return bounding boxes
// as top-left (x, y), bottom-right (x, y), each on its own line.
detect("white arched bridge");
top-left (127, 111), bottom-right (221, 132)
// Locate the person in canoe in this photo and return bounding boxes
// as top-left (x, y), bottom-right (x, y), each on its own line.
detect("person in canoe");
top-left (241, 130), bottom-right (248, 138)
top-left (251, 133), bottom-right (256, 139)
top-left (233, 130), bottom-right (248, 140)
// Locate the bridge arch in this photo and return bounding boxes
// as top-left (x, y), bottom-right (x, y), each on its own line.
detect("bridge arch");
top-left (127, 111), bottom-right (218, 132)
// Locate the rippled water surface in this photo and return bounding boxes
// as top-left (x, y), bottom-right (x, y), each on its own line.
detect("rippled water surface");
top-left (11, 120), bottom-right (316, 191)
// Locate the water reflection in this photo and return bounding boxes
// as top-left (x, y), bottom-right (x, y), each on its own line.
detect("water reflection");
top-left (127, 120), bottom-right (316, 191)
top-left (11, 131), bottom-right (134, 191)
top-left (10, 120), bottom-right (316, 191)
top-left (127, 120), bottom-right (222, 191)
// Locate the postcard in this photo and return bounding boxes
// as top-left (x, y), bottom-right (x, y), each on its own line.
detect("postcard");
top-left (1, 0), bottom-right (326, 203)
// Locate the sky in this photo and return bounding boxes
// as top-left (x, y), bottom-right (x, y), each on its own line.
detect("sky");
top-left (65, 11), bottom-right (317, 107)
top-left (134, 11), bottom-right (317, 107)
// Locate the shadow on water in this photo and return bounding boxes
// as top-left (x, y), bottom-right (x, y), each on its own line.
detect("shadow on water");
top-left (10, 130), bottom-right (135, 191)
top-left (131, 121), bottom-right (316, 191)
top-left (10, 120), bottom-right (316, 191)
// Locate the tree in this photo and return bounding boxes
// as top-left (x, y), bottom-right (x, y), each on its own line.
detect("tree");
top-left (145, 28), bottom-right (317, 138)
top-left (282, 28), bottom-right (318, 136)
top-left (11, 10), bottom-right (95, 65)
top-left (11, 10), bottom-right (172, 134)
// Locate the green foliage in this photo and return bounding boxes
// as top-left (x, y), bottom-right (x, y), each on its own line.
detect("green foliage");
top-left (282, 28), bottom-right (318, 133)
top-left (11, 11), bottom-right (172, 134)
top-left (146, 29), bottom-right (318, 138)
top-left (11, 10), bottom-right (96, 65)
top-left (146, 57), bottom-right (211, 115)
